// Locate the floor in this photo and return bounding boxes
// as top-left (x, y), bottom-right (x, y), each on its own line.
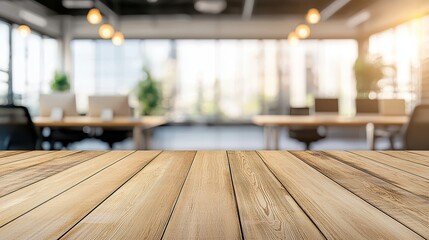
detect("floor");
top-left (69, 125), bottom-right (396, 150)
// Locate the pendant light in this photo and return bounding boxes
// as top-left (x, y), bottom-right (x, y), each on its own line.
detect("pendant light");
top-left (18, 25), bottom-right (31, 37)
top-left (296, 24), bottom-right (311, 39)
top-left (99, 23), bottom-right (115, 39)
top-left (112, 31), bottom-right (124, 46)
top-left (87, 8), bottom-right (103, 24)
top-left (306, 8), bottom-right (321, 24)
top-left (288, 32), bottom-right (300, 46)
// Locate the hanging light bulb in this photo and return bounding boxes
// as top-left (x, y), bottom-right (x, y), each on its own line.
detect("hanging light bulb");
top-left (99, 24), bottom-right (114, 39)
top-left (112, 31), bottom-right (125, 46)
top-left (18, 25), bottom-right (31, 37)
top-left (295, 24), bottom-right (311, 39)
top-left (306, 8), bottom-right (321, 24)
top-left (288, 32), bottom-right (300, 46)
top-left (87, 8), bottom-right (103, 24)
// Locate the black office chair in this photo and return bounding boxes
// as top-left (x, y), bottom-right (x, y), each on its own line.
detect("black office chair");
top-left (93, 128), bottom-right (132, 149)
top-left (288, 107), bottom-right (326, 150)
top-left (0, 105), bottom-right (41, 150)
top-left (403, 104), bottom-right (429, 150)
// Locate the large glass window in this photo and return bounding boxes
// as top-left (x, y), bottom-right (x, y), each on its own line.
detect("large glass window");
top-left (0, 20), bottom-right (10, 104)
top-left (369, 16), bottom-right (428, 109)
top-left (72, 39), bottom-right (358, 120)
top-left (11, 26), bottom-right (59, 113)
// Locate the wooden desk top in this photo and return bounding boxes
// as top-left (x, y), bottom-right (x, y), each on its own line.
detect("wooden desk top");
top-left (253, 115), bottom-right (409, 126)
top-left (0, 150), bottom-right (427, 239)
top-left (33, 116), bottom-right (168, 128)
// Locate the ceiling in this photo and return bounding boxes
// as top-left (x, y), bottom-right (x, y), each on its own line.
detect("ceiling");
top-left (34, 0), bottom-right (375, 18)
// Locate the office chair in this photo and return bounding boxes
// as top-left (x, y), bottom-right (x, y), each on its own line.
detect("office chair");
top-left (314, 98), bottom-right (339, 114)
top-left (288, 107), bottom-right (326, 150)
top-left (403, 104), bottom-right (429, 150)
top-left (355, 98), bottom-right (379, 114)
top-left (0, 105), bottom-right (41, 150)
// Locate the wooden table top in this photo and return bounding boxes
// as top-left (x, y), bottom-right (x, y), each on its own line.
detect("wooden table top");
top-left (253, 115), bottom-right (409, 126)
top-left (0, 150), bottom-right (427, 239)
top-left (33, 116), bottom-right (168, 128)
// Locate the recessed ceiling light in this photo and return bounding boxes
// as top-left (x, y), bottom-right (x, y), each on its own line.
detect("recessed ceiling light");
top-left (194, 0), bottom-right (227, 14)
top-left (62, 0), bottom-right (94, 9)
top-left (147, 0), bottom-right (158, 3)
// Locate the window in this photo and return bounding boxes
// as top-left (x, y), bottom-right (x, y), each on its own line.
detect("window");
top-left (72, 39), bottom-right (358, 120)
top-left (0, 20), bottom-right (10, 104)
top-left (11, 26), bottom-right (59, 114)
top-left (369, 16), bottom-right (428, 110)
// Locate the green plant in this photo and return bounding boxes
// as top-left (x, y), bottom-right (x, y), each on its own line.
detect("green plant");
top-left (51, 72), bottom-right (70, 92)
top-left (136, 68), bottom-right (161, 115)
top-left (354, 57), bottom-right (384, 98)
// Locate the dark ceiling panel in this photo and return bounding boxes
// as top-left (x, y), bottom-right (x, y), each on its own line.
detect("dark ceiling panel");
top-left (33, 0), bottom-right (376, 17)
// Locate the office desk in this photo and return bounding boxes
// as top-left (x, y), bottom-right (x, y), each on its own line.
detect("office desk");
top-left (0, 150), bottom-right (427, 239)
top-left (34, 116), bottom-right (167, 150)
top-left (253, 115), bottom-right (409, 150)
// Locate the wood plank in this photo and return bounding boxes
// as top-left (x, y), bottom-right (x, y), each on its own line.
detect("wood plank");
top-left (381, 151), bottom-right (429, 167)
top-left (326, 151), bottom-right (429, 198)
top-left (351, 151), bottom-right (429, 179)
top-left (293, 151), bottom-right (429, 239)
top-left (0, 151), bottom-right (78, 176)
top-left (410, 151), bottom-right (429, 157)
top-left (258, 151), bottom-right (423, 240)
top-left (0, 151), bottom-right (161, 239)
top-left (0, 151), bottom-right (134, 227)
top-left (0, 151), bottom-right (26, 158)
top-left (0, 151), bottom-right (107, 197)
top-left (62, 151), bottom-right (195, 240)
top-left (0, 151), bottom-right (52, 165)
top-left (163, 151), bottom-right (242, 240)
top-left (228, 151), bottom-right (324, 239)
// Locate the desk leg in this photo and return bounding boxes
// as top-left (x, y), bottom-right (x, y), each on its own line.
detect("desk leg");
top-left (264, 126), bottom-right (280, 150)
top-left (264, 126), bottom-right (272, 150)
top-left (143, 129), bottom-right (152, 150)
top-left (273, 126), bottom-right (280, 150)
top-left (133, 126), bottom-right (142, 150)
top-left (366, 123), bottom-right (375, 150)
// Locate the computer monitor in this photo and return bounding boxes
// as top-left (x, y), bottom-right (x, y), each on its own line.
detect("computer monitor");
top-left (39, 93), bottom-right (79, 117)
top-left (314, 98), bottom-right (339, 114)
top-left (379, 99), bottom-right (406, 116)
top-left (356, 99), bottom-right (379, 114)
top-left (87, 95), bottom-right (131, 117)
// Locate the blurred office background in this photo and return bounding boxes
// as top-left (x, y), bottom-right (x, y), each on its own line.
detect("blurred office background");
top-left (0, 0), bottom-right (428, 150)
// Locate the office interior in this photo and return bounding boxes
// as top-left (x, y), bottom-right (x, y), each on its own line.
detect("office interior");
top-left (1, 0), bottom-right (429, 151)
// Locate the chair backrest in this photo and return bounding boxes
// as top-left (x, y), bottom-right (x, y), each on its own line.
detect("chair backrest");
top-left (356, 99), bottom-right (379, 114)
top-left (314, 98), bottom-right (339, 114)
top-left (379, 99), bottom-right (406, 116)
top-left (289, 107), bottom-right (310, 116)
top-left (404, 104), bottom-right (429, 150)
top-left (0, 105), bottom-right (39, 150)
top-left (39, 93), bottom-right (79, 117)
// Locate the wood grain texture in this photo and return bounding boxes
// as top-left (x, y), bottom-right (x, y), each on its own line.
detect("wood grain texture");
top-left (0, 151), bottom-right (160, 240)
top-left (0, 151), bottom-right (133, 227)
top-left (381, 151), bottom-right (429, 167)
top-left (0, 151), bottom-right (106, 197)
top-left (228, 151), bottom-right (324, 240)
top-left (0, 151), bottom-right (25, 158)
top-left (62, 151), bottom-right (196, 240)
top-left (351, 151), bottom-right (429, 179)
top-left (258, 151), bottom-right (423, 240)
top-left (326, 151), bottom-right (429, 198)
top-left (293, 151), bottom-right (429, 239)
top-left (409, 151), bottom-right (429, 157)
top-left (163, 151), bottom-right (242, 240)
top-left (0, 151), bottom-right (52, 165)
top-left (0, 151), bottom-right (78, 176)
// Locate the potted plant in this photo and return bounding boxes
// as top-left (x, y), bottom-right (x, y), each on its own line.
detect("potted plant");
top-left (136, 67), bottom-right (161, 115)
top-left (353, 57), bottom-right (384, 98)
top-left (51, 72), bottom-right (71, 92)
